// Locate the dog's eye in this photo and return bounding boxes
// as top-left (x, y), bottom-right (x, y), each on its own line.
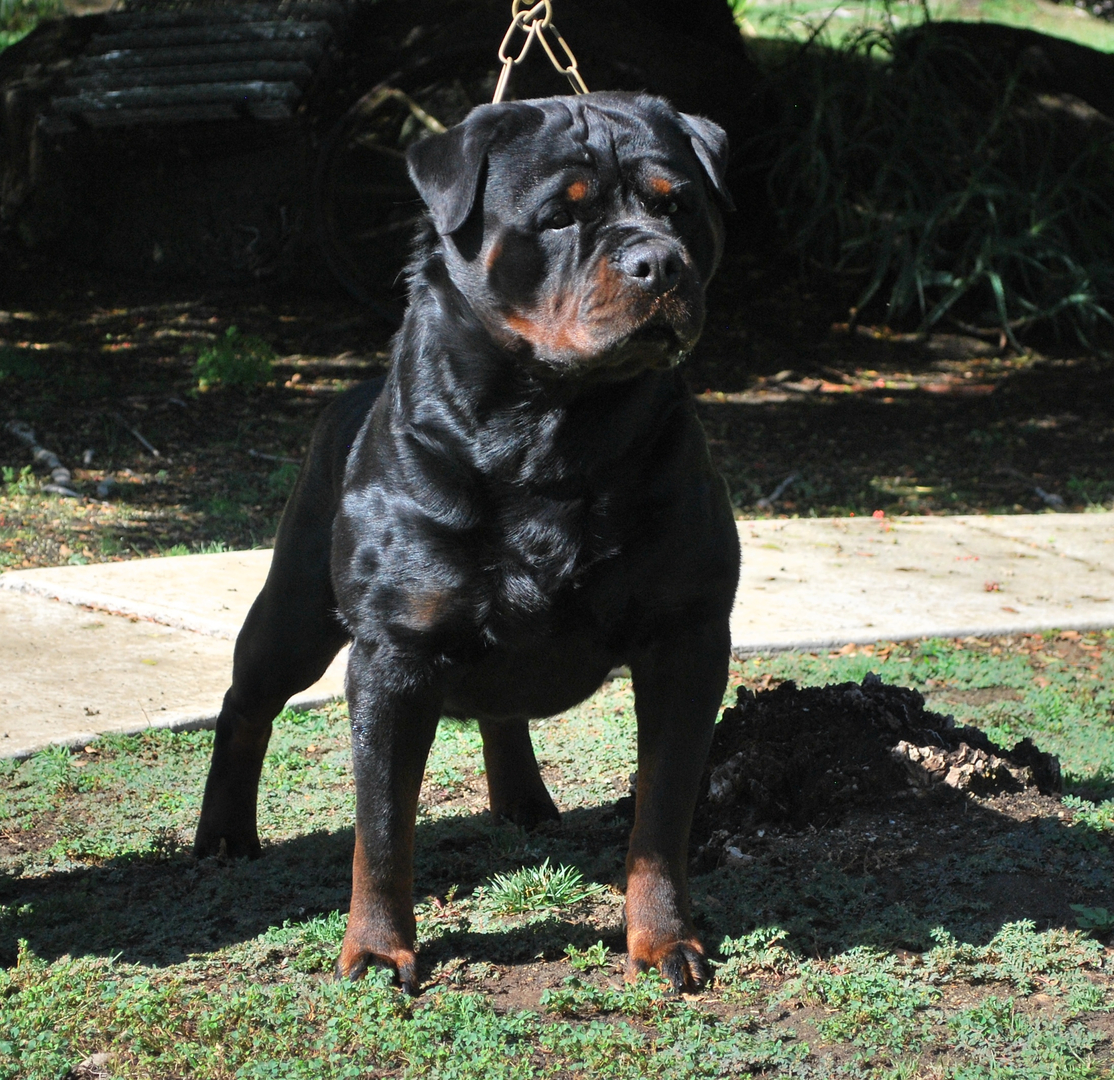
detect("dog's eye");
top-left (544, 209), bottom-right (574, 230)
top-left (664, 200), bottom-right (680, 216)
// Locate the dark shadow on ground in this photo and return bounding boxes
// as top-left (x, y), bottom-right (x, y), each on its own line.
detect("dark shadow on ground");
top-left (3, 784), bottom-right (1110, 970)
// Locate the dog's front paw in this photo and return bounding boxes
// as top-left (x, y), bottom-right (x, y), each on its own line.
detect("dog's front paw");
top-left (626, 935), bottom-right (710, 994)
top-left (337, 934), bottom-right (419, 996)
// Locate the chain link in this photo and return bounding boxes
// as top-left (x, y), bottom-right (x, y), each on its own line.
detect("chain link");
top-left (492, 0), bottom-right (589, 104)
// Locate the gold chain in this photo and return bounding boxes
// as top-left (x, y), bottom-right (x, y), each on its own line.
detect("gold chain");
top-left (492, 0), bottom-right (589, 104)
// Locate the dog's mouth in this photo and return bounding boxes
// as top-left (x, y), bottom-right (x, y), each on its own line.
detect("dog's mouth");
top-left (607, 311), bottom-right (696, 363)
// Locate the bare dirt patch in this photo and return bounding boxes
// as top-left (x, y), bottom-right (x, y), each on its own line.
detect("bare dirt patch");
top-left (693, 674), bottom-right (1061, 848)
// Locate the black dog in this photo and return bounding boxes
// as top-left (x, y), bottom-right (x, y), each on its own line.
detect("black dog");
top-left (195, 91), bottom-right (740, 994)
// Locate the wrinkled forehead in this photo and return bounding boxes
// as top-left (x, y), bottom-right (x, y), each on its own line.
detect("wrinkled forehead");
top-left (485, 99), bottom-right (695, 204)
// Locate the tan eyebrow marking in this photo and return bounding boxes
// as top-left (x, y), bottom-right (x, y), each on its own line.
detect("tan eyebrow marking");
top-left (566, 179), bottom-right (589, 202)
top-left (648, 176), bottom-right (673, 196)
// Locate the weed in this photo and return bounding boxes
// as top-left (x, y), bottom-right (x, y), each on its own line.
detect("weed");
top-left (1071, 905), bottom-right (1114, 934)
top-left (98, 534), bottom-right (124, 557)
top-left (481, 859), bottom-right (608, 916)
top-left (1064, 796), bottom-right (1114, 833)
top-left (564, 940), bottom-right (610, 971)
top-left (194, 539), bottom-right (230, 555)
top-left (2, 465), bottom-right (35, 498)
top-left (716, 926), bottom-right (797, 978)
top-left (786, 947), bottom-right (938, 1050)
top-left (29, 744), bottom-right (85, 795)
top-left (194, 326), bottom-right (276, 391)
top-left (926, 922), bottom-right (1105, 995)
top-left (263, 910), bottom-right (348, 972)
top-left (539, 971), bottom-right (671, 1018)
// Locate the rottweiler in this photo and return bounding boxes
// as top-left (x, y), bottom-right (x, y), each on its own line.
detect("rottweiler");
top-left (194, 91), bottom-right (740, 994)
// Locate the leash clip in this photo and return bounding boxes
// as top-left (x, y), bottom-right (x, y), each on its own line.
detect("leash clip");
top-left (493, 0), bottom-right (589, 104)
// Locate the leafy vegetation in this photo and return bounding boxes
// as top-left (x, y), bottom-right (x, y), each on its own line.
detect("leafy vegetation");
top-left (0, 0), bottom-right (61, 53)
top-left (757, 9), bottom-right (1114, 349)
top-left (193, 326), bottom-right (277, 392)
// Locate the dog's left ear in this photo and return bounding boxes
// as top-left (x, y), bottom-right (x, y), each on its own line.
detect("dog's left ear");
top-left (408, 103), bottom-right (545, 235)
top-left (677, 113), bottom-right (735, 212)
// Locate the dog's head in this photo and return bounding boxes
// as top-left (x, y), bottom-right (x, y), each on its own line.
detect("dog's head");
top-left (407, 92), bottom-right (731, 380)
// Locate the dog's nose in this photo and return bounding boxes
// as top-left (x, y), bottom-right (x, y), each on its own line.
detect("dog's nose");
top-left (619, 240), bottom-right (683, 293)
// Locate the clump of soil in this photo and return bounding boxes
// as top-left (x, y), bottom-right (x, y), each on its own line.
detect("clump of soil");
top-left (692, 673), bottom-right (1061, 863)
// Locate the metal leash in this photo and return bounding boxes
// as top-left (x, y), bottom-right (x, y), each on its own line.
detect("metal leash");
top-left (492, 0), bottom-right (589, 104)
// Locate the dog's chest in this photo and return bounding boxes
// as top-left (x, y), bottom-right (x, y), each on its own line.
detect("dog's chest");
top-left (334, 373), bottom-right (705, 652)
top-left (346, 472), bottom-right (622, 642)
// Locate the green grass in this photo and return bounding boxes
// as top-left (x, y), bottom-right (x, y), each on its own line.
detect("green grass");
top-left (481, 859), bottom-right (609, 916)
top-left (2, 638), bottom-right (1113, 1078)
top-left (746, 0), bottom-right (1114, 52)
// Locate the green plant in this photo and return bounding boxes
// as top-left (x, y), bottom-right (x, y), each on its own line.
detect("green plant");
top-left (1063, 796), bottom-right (1114, 833)
top-left (564, 940), bottom-right (610, 971)
top-left (193, 326), bottom-right (276, 391)
top-left (2, 465), bottom-right (35, 497)
top-left (760, 16), bottom-right (1114, 348)
top-left (716, 926), bottom-right (797, 979)
top-left (481, 859), bottom-right (608, 916)
top-left (0, 0), bottom-right (61, 50)
top-left (786, 947), bottom-right (937, 1050)
top-left (29, 744), bottom-right (88, 795)
top-left (1071, 905), bottom-right (1114, 934)
top-left (539, 971), bottom-right (671, 1018)
top-left (194, 539), bottom-right (230, 555)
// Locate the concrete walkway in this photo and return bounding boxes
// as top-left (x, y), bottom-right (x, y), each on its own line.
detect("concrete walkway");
top-left (3, 513), bottom-right (1113, 758)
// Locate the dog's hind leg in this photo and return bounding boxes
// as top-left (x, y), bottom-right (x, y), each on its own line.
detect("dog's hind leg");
top-left (193, 557), bottom-right (348, 859)
top-left (195, 380), bottom-right (380, 859)
top-left (478, 718), bottom-right (560, 828)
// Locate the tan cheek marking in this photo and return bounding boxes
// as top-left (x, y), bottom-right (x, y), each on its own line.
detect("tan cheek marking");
top-left (485, 240), bottom-right (503, 273)
top-left (566, 179), bottom-right (589, 202)
top-left (505, 301), bottom-right (595, 356)
top-left (648, 176), bottom-right (673, 196)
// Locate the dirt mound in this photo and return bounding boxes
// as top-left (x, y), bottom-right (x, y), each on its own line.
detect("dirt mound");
top-left (692, 674), bottom-right (1061, 863)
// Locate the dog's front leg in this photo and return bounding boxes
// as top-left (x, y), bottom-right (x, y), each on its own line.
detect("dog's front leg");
top-left (625, 619), bottom-right (729, 993)
top-left (336, 641), bottom-right (441, 995)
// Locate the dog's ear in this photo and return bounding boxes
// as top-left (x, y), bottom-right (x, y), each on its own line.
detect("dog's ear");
top-left (407, 103), bottom-right (545, 235)
top-left (677, 112), bottom-right (735, 212)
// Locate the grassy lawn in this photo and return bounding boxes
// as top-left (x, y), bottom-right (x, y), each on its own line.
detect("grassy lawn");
top-left (2, 634), bottom-right (1112, 1078)
top-left (742, 0), bottom-right (1114, 51)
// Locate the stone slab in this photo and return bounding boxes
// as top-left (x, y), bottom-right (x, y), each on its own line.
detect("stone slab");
top-left (2, 513), bottom-right (1113, 758)
top-left (732, 513), bottom-right (1114, 651)
top-left (0, 549), bottom-right (274, 638)
top-left (0, 583), bottom-right (346, 759)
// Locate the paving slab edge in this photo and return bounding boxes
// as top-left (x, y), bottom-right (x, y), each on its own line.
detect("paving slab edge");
top-left (732, 614), bottom-right (1114, 655)
top-left (0, 575), bottom-right (235, 638)
top-left (5, 690), bottom-right (341, 761)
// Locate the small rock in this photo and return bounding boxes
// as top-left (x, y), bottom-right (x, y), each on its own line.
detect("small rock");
top-left (67, 1052), bottom-right (113, 1079)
